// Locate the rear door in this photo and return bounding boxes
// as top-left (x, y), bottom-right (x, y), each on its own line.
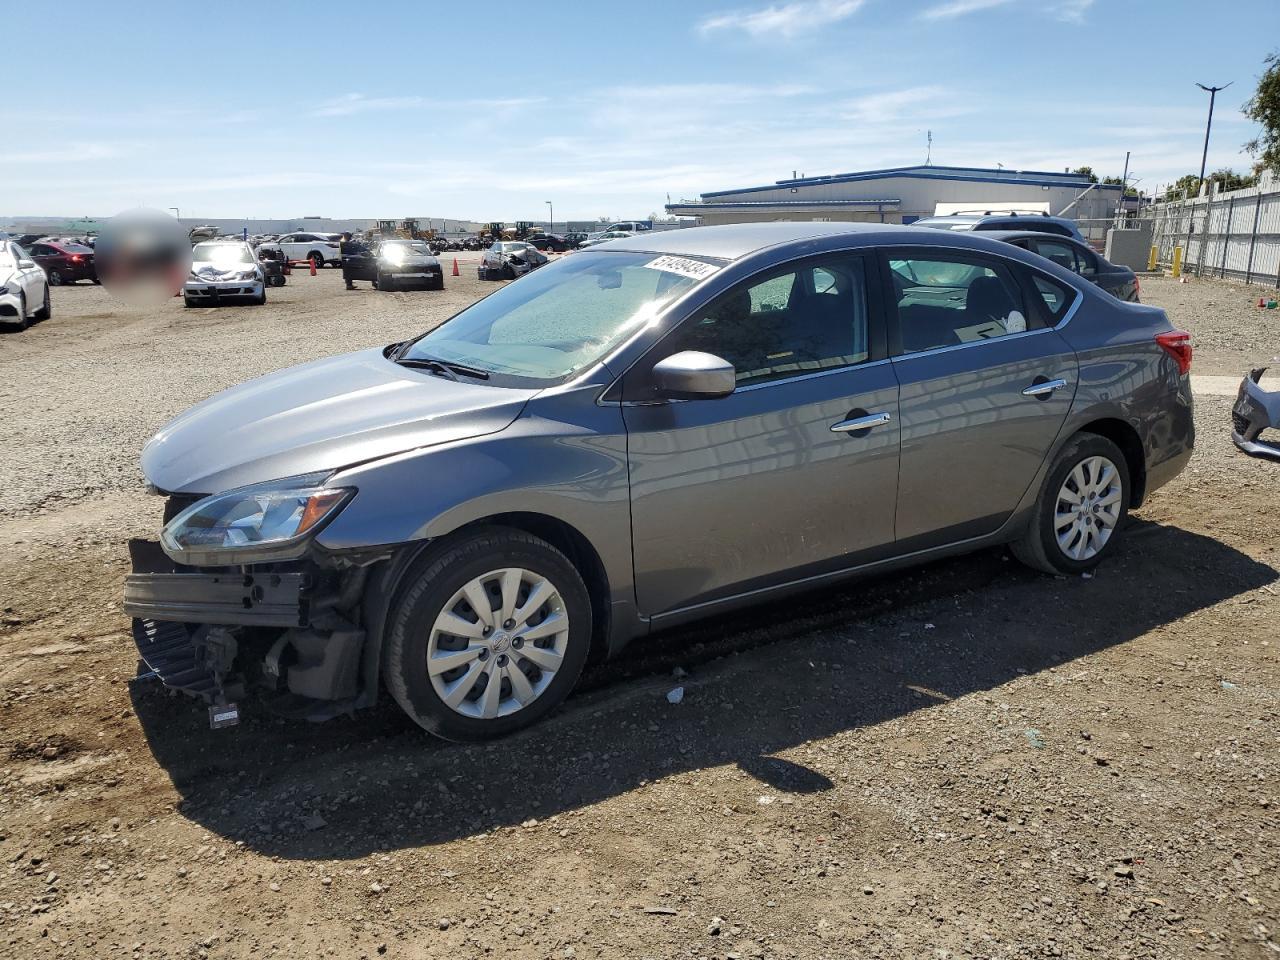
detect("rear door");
top-left (623, 253), bottom-right (900, 616)
top-left (883, 247), bottom-right (1079, 548)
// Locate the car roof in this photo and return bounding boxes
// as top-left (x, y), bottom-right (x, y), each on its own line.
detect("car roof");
top-left (976, 230), bottom-right (1083, 244)
top-left (600, 220), bottom-right (1019, 261)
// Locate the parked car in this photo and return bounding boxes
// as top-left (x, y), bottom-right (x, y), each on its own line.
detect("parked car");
top-left (259, 232), bottom-right (342, 268)
top-left (527, 234), bottom-right (569, 252)
top-left (26, 240), bottom-right (97, 285)
top-left (603, 221), bottom-right (652, 233)
top-left (479, 241), bottom-right (547, 280)
top-left (577, 231), bottom-right (632, 249)
top-left (125, 221), bottom-right (1194, 740)
top-left (183, 240), bottom-right (266, 307)
top-left (0, 241), bottom-right (51, 330)
top-left (563, 232), bottom-right (588, 249)
top-left (985, 231), bottom-right (1139, 301)
top-left (1232, 368), bottom-right (1280, 461)
top-left (912, 212), bottom-right (1086, 243)
top-left (364, 240), bottom-right (445, 291)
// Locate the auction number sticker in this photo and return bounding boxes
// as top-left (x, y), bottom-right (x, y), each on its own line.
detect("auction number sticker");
top-left (644, 255), bottom-right (720, 281)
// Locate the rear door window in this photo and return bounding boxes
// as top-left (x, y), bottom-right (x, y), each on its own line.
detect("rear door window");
top-left (1032, 239), bottom-right (1079, 273)
top-left (887, 253), bottom-right (1034, 354)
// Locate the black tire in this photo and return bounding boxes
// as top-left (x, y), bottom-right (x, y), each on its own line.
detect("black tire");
top-left (431, 277), bottom-right (444, 291)
top-left (308, 252), bottom-right (325, 269)
top-left (252, 289), bottom-right (266, 305)
top-left (383, 527), bottom-right (593, 741)
top-left (91, 276), bottom-right (101, 285)
top-left (47, 270), bottom-right (64, 287)
top-left (33, 284), bottom-right (51, 322)
top-left (378, 272), bottom-right (395, 292)
top-left (502, 263), bottom-right (516, 280)
top-left (1011, 433), bottom-right (1130, 576)
top-left (11, 292), bottom-right (29, 330)
top-left (269, 274), bottom-right (286, 287)
top-left (184, 296), bottom-right (196, 308)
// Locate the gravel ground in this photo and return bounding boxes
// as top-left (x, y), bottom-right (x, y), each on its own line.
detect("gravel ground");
top-left (0, 269), bottom-right (1277, 959)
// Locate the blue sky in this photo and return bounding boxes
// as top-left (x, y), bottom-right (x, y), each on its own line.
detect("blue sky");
top-left (4, 0), bottom-right (1277, 221)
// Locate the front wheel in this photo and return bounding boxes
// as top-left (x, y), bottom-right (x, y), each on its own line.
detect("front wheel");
top-left (33, 284), bottom-right (52, 321)
top-left (383, 528), bottom-right (593, 741)
top-left (1012, 433), bottom-right (1130, 575)
top-left (308, 252), bottom-right (325, 270)
top-left (378, 272), bottom-right (395, 292)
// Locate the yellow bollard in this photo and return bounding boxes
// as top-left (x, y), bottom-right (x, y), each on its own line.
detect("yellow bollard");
top-left (1148, 246), bottom-right (1158, 272)
top-left (1171, 246), bottom-right (1183, 278)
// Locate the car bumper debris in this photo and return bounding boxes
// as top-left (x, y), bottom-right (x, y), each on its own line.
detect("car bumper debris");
top-left (1232, 368), bottom-right (1280, 461)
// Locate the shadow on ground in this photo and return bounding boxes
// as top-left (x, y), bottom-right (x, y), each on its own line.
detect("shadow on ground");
top-left (130, 519), bottom-right (1274, 858)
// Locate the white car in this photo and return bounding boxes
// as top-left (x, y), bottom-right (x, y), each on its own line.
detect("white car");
top-left (478, 241), bottom-right (548, 280)
top-left (577, 230), bottom-right (633, 249)
top-left (258, 231), bottom-right (342, 268)
top-left (183, 241), bottom-right (266, 307)
top-left (0, 241), bottom-right (50, 331)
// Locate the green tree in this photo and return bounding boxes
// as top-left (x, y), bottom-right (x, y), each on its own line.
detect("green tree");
top-left (1163, 174), bottom-right (1204, 200)
top-left (1244, 51), bottom-right (1280, 175)
top-left (1208, 167), bottom-right (1257, 191)
top-left (1071, 165), bottom-right (1099, 183)
top-left (1101, 175), bottom-right (1139, 197)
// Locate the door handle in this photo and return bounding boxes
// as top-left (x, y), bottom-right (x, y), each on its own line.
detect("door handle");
top-left (830, 412), bottom-right (892, 433)
top-left (1022, 378), bottom-right (1068, 397)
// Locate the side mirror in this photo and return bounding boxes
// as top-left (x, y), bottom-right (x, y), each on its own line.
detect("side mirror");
top-left (19, 260), bottom-right (36, 268)
top-left (652, 351), bottom-right (736, 400)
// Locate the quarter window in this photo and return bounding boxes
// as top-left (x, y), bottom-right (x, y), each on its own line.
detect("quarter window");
top-left (667, 258), bottom-right (870, 386)
top-left (889, 255), bottom-right (1031, 354)
top-left (1032, 274), bottom-right (1074, 322)
top-left (1034, 240), bottom-right (1079, 273)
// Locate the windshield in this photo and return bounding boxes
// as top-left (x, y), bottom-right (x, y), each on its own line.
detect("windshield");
top-left (193, 242), bottom-right (253, 264)
top-left (401, 251), bottom-right (719, 384)
top-left (382, 241), bottom-right (432, 257)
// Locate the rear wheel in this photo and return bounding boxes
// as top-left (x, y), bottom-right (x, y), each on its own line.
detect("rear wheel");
top-left (383, 528), bottom-right (592, 741)
top-left (1012, 433), bottom-right (1130, 575)
top-left (47, 269), bottom-right (64, 286)
top-left (308, 251), bottom-right (325, 270)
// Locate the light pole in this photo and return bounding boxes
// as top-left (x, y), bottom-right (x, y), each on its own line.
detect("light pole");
top-left (1195, 81), bottom-right (1232, 189)
top-left (546, 201), bottom-right (553, 234)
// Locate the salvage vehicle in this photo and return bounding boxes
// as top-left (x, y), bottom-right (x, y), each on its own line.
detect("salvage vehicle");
top-left (1232, 368), bottom-right (1280, 461)
top-left (184, 240), bottom-right (266, 307)
top-left (125, 222), bottom-right (1194, 740)
top-left (985, 231), bottom-right (1139, 302)
top-left (259, 232), bottom-right (342, 268)
top-left (368, 240), bottom-right (444, 291)
top-left (577, 231), bottom-right (633, 250)
top-left (527, 234), bottom-right (570, 252)
top-left (0, 241), bottom-right (51, 330)
top-left (478, 241), bottom-right (547, 280)
top-left (26, 239), bottom-right (97, 285)
top-left (912, 212), bottom-right (1087, 243)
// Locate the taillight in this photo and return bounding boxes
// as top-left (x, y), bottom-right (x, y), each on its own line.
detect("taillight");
top-left (1155, 330), bottom-right (1192, 375)
top-left (70, 255), bottom-right (82, 263)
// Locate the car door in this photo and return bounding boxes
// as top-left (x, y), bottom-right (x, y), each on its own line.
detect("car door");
top-left (884, 247), bottom-right (1079, 548)
top-left (622, 253), bottom-right (900, 617)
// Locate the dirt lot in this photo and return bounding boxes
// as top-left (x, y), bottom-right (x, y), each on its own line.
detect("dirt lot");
top-left (1, 269), bottom-right (1277, 960)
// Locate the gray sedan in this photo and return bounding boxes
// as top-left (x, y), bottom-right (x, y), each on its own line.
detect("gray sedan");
top-left (125, 222), bottom-right (1194, 740)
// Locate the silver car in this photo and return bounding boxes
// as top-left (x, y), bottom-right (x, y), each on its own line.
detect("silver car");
top-left (184, 240), bottom-right (266, 307)
top-left (125, 222), bottom-right (1194, 740)
top-left (479, 241), bottom-right (548, 280)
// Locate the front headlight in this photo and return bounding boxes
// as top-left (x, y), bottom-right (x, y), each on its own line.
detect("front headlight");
top-left (237, 269), bottom-right (259, 281)
top-left (161, 478), bottom-right (354, 565)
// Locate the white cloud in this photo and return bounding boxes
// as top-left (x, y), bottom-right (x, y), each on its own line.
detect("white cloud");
top-left (311, 93), bottom-right (426, 117)
top-left (918, 0), bottom-right (1016, 20)
top-left (1055, 0), bottom-right (1095, 22)
top-left (697, 0), bottom-right (865, 39)
top-left (842, 86), bottom-right (969, 123)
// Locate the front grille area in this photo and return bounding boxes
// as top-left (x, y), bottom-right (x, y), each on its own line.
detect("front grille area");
top-left (1232, 411), bottom-right (1252, 436)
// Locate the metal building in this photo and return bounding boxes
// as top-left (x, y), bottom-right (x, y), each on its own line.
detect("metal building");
top-left (665, 164), bottom-right (1122, 225)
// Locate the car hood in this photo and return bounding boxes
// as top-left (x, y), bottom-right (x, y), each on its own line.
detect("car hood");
top-left (142, 347), bottom-right (535, 494)
top-left (190, 259), bottom-right (258, 279)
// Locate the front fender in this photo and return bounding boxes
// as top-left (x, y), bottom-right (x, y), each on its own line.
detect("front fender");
top-left (315, 389), bottom-right (635, 610)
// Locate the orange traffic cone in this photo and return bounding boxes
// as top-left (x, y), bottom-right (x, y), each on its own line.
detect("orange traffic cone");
top-left (309, 258), bottom-right (317, 276)
top-left (1260, 297), bottom-right (1267, 308)
top-left (452, 258), bottom-right (460, 277)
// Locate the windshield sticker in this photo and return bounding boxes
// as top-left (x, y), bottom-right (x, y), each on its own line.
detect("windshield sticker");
top-left (643, 255), bottom-right (720, 282)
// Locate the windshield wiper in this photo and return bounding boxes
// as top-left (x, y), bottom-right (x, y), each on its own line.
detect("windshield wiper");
top-left (394, 355), bottom-right (490, 380)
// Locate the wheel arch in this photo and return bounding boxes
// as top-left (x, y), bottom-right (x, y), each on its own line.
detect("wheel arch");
top-left (1072, 417), bottom-right (1146, 507)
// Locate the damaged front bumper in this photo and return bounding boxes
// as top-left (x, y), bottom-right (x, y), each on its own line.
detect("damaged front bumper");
top-left (123, 538), bottom-right (379, 725)
top-left (1232, 368), bottom-right (1280, 462)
